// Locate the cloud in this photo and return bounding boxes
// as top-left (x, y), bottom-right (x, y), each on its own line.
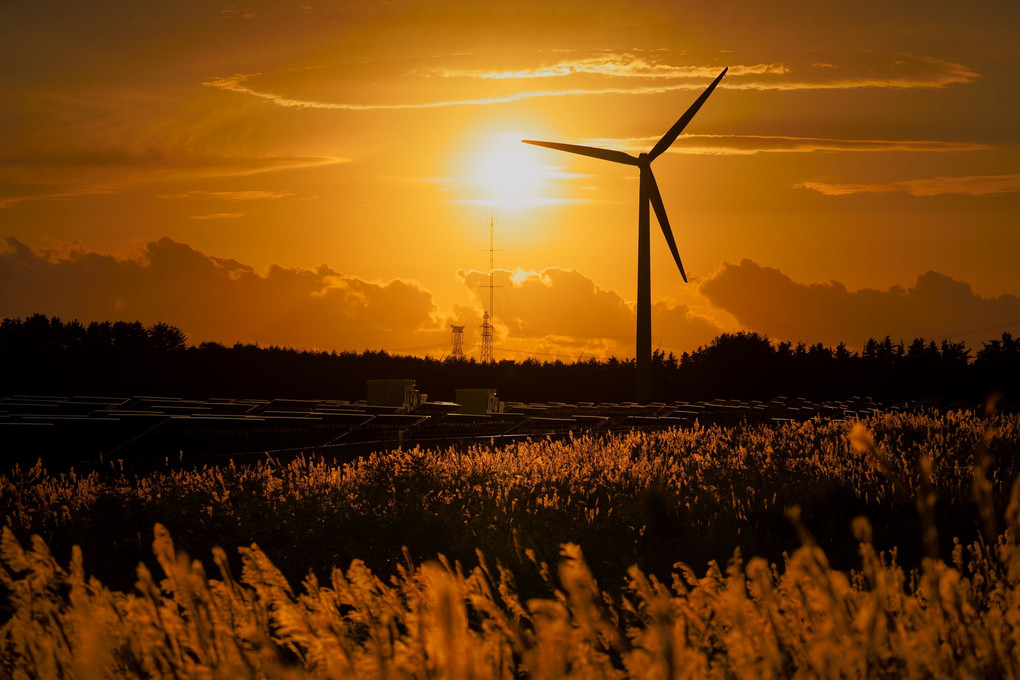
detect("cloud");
top-left (205, 72), bottom-right (686, 110)
top-left (206, 51), bottom-right (979, 111)
top-left (0, 237), bottom-right (447, 352)
top-left (220, 5), bottom-right (259, 19)
top-left (0, 155), bottom-right (345, 209)
top-left (577, 134), bottom-right (989, 156)
top-left (9, 240), bottom-right (1013, 362)
top-left (0, 189), bottom-right (118, 210)
top-left (432, 60), bottom-right (785, 81)
top-left (0, 72), bottom-right (354, 209)
top-left (188, 213), bottom-right (244, 220)
top-left (700, 260), bottom-right (1020, 349)
top-left (458, 268), bottom-right (723, 360)
top-left (430, 51), bottom-right (977, 91)
top-left (0, 238), bottom-right (725, 360)
top-left (158, 190), bottom-right (295, 201)
top-left (794, 174), bottom-right (1020, 197)
top-left (452, 197), bottom-right (588, 208)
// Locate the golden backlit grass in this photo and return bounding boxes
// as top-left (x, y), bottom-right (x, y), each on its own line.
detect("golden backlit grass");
top-left (2, 410), bottom-right (1020, 677)
top-left (5, 410), bottom-right (1018, 587)
top-left (3, 512), bottom-right (1019, 678)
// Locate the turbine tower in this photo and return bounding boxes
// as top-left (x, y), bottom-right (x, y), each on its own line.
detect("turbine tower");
top-left (523, 68), bottom-right (727, 403)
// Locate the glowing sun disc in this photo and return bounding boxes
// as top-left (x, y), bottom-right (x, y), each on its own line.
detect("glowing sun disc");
top-left (466, 133), bottom-right (547, 208)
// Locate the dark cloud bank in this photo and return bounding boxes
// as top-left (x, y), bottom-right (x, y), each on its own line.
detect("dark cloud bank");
top-left (2, 239), bottom-right (1017, 357)
top-left (701, 259), bottom-right (1020, 351)
top-left (0, 237), bottom-right (442, 351)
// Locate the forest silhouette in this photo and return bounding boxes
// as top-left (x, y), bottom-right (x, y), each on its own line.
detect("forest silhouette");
top-left (1, 314), bottom-right (1017, 405)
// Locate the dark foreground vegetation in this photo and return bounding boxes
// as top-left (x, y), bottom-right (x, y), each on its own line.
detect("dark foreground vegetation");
top-left (1, 411), bottom-right (1016, 596)
top-left (2, 410), bottom-right (1020, 677)
top-left (2, 314), bottom-right (1019, 404)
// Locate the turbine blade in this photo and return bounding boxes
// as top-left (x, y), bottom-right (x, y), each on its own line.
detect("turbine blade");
top-left (522, 140), bottom-right (639, 166)
top-left (646, 171), bottom-right (688, 283)
top-left (648, 67), bottom-right (728, 162)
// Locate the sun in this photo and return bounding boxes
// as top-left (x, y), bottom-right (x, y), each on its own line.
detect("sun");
top-left (464, 132), bottom-right (551, 209)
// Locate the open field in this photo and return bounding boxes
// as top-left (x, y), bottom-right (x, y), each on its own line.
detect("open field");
top-left (3, 410), bottom-right (1020, 677)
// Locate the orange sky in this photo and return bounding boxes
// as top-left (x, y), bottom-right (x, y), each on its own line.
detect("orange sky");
top-left (2, 1), bottom-right (1019, 360)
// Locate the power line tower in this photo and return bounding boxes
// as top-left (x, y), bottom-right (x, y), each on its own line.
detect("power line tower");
top-left (450, 324), bottom-right (465, 358)
top-left (479, 314), bottom-right (491, 364)
top-left (479, 215), bottom-right (500, 363)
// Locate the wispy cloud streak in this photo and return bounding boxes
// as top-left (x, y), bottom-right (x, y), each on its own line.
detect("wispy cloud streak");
top-left (432, 59), bottom-right (787, 80)
top-left (576, 134), bottom-right (990, 156)
top-left (188, 213), bottom-right (245, 220)
top-left (453, 197), bottom-right (588, 208)
top-left (432, 52), bottom-right (977, 90)
top-left (205, 73), bottom-right (733, 110)
top-left (795, 174), bottom-right (1020, 197)
top-left (158, 190), bottom-right (295, 201)
top-left (206, 51), bottom-right (980, 111)
top-left (0, 189), bottom-right (117, 210)
top-left (1, 157), bottom-right (343, 208)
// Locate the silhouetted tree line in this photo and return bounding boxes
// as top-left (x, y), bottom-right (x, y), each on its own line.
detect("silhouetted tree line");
top-left (0, 315), bottom-right (188, 355)
top-left (1, 314), bottom-right (1017, 406)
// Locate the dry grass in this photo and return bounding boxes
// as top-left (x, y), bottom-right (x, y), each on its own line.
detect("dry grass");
top-left (3, 512), bottom-right (1019, 678)
top-left (2, 410), bottom-right (1020, 677)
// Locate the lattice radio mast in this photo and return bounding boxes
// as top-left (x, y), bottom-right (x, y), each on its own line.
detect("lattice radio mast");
top-left (449, 324), bottom-right (465, 358)
top-left (479, 215), bottom-right (500, 363)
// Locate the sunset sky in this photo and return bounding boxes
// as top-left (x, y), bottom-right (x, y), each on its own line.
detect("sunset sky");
top-left (3, 0), bottom-right (1019, 361)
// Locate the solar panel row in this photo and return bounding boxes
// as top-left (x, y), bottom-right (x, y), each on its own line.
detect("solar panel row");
top-left (0, 394), bottom-right (889, 470)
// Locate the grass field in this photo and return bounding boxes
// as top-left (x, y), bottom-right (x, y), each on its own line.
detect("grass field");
top-left (2, 409), bottom-right (1019, 677)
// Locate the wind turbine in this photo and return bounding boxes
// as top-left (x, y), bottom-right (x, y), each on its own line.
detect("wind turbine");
top-left (523, 67), bottom-right (727, 403)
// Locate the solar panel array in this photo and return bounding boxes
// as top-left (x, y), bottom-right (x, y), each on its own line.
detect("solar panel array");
top-left (1, 393), bottom-right (890, 469)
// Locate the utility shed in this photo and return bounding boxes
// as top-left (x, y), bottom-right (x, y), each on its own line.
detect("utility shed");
top-left (367, 379), bottom-right (426, 411)
top-left (455, 388), bottom-right (504, 415)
